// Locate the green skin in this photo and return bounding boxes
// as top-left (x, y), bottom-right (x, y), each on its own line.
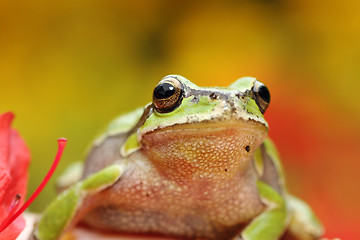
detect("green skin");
top-left (36, 75), bottom-right (324, 240)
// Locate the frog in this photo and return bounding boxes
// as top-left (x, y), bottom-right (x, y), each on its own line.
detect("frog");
top-left (35, 75), bottom-right (324, 240)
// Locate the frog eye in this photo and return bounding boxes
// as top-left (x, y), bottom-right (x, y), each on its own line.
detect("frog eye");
top-left (252, 80), bottom-right (270, 114)
top-left (153, 77), bottom-right (183, 113)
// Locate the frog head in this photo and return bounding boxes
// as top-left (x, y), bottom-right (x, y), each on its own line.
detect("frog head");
top-left (131, 75), bottom-right (270, 182)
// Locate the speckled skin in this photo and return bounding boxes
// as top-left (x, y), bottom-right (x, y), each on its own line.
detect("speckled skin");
top-left (80, 119), bottom-right (268, 240)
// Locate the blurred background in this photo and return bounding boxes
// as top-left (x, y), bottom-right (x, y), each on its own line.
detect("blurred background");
top-left (0, 0), bottom-right (359, 239)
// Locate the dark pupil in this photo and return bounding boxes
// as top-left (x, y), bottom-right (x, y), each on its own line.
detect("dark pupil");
top-left (258, 85), bottom-right (270, 103)
top-left (154, 83), bottom-right (175, 99)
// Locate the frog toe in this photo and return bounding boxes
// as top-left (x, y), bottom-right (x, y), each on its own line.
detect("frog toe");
top-left (287, 195), bottom-right (324, 240)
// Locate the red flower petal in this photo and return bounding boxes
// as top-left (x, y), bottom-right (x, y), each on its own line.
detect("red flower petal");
top-left (5, 129), bottom-right (29, 208)
top-left (0, 217), bottom-right (24, 240)
top-left (0, 113), bottom-right (13, 204)
top-left (0, 112), bottom-right (30, 239)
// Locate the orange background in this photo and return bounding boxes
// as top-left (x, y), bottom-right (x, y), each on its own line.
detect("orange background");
top-left (0, 1), bottom-right (359, 239)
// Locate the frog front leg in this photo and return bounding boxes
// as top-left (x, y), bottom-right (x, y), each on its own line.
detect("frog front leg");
top-left (35, 162), bottom-right (128, 240)
top-left (286, 195), bottom-right (324, 240)
top-left (233, 181), bottom-right (287, 240)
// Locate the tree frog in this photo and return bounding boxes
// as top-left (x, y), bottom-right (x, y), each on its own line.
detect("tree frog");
top-left (35, 75), bottom-right (324, 240)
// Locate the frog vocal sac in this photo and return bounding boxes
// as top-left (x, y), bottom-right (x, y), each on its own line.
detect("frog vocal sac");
top-left (35, 75), bottom-right (324, 240)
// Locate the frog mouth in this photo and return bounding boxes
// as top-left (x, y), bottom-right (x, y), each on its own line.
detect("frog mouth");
top-left (146, 117), bottom-right (268, 134)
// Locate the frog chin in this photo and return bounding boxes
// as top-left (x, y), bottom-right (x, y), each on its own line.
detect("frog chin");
top-left (140, 119), bottom-right (268, 183)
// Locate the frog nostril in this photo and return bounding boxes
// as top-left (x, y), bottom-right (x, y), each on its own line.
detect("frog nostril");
top-left (191, 96), bottom-right (199, 103)
top-left (209, 92), bottom-right (220, 100)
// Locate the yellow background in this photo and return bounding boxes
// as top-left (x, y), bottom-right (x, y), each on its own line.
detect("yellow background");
top-left (1, 1), bottom-right (359, 239)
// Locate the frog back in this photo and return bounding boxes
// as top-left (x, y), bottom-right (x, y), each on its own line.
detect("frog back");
top-left (82, 106), bottom-right (150, 178)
